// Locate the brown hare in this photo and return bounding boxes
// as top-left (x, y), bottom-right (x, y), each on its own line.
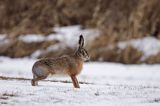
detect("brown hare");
top-left (31, 35), bottom-right (90, 88)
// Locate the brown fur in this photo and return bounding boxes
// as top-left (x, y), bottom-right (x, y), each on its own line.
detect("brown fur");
top-left (31, 35), bottom-right (89, 88)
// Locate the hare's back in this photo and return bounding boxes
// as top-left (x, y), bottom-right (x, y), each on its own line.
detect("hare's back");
top-left (36, 56), bottom-right (71, 73)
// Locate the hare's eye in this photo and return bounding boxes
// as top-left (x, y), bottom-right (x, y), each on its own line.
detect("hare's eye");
top-left (82, 51), bottom-right (85, 56)
top-left (82, 49), bottom-right (87, 56)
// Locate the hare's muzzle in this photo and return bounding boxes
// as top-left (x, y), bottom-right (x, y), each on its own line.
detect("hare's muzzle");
top-left (85, 56), bottom-right (90, 62)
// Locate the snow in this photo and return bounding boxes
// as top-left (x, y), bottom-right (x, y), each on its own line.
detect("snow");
top-left (0, 57), bottom-right (35, 78)
top-left (19, 34), bottom-right (46, 43)
top-left (0, 34), bottom-right (6, 40)
top-left (18, 25), bottom-right (99, 47)
top-left (18, 25), bottom-right (99, 58)
top-left (53, 25), bottom-right (99, 47)
top-left (118, 37), bottom-right (160, 59)
top-left (30, 50), bottom-right (43, 59)
top-left (0, 57), bottom-right (160, 105)
top-left (1, 26), bottom-right (160, 105)
top-left (0, 34), bottom-right (9, 45)
top-left (1, 27), bottom-right (160, 105)
top-left (30, 43), bottom-right (66, 58)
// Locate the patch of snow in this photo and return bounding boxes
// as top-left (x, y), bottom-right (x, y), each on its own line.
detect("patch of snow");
top-left (46, 43), bottom-right (65, 52)
top-left (1, 79), bottom-right (160, 106)
top-left (0, 57), bottom-right (36, 78)
top-left (18, 25), bottom-right (99, 48)
top-left (53, 25), bottom-right (99, 47)
top-left (0, 57), bottom-right (160, 84)
top-left (0, 57), bottom-right (160, 105)
top-left (30, 43), bottom-right (66, 58)
top-left (30, 50), bottom-right (43, 58)
top-left (46, 33), bottom-right (64, 41)
top-left (0, 34), bottom-right (9, 45)
top-left (19, 34), bottom-right (46, 43)
top-left (118, 36), bottom-right (160, 59)
top-left (0, 34), bottom-right (6, 40)
top-left (26, 25), bottom-right (99, 58)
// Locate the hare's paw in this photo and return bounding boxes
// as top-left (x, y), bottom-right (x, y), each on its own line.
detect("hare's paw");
top-left (31, 79), bottom-right (38, 86)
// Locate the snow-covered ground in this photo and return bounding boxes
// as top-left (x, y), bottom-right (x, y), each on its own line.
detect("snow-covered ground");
top-left (1, 25), bottom-right (160, 105)
top-left (0, 57), bottom-right (160, 106)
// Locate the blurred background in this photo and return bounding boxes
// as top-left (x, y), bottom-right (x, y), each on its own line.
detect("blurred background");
top-left (0, 0), bottom-right (160, 64)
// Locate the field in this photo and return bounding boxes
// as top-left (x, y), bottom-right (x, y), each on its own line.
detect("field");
top-left (1, 1), bottom-right (160, 106)
top-left (0, 57), bottom-right (160, 106)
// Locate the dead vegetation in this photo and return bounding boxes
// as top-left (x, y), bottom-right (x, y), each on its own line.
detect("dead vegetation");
top-left (0, 0), bottom-right (160, 64)
top-left (1, 0), bottom-right (159, 38)
top-left (0, 0), bottom-right (96, 37)
top-left (0, 39), bottom-right (59, 57)
top-left (89, 44), bottom-right (143, 64)
top-left (145, 53), bottom-right (160, 64)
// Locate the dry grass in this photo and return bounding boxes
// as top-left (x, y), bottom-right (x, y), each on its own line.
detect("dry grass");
top-left (0, 0), bottom-right (96, 37)
top-left (89, 44), bottom-right (143, 64)
top-left (117, 46), bottom-right (143, 64)
top-left (0, 0), bottom-right (160, 64)
top-left (0, 39), bottom-right (59, 58)
top-left (145, 53), bottom-right (160, 64)
top-left (1, 0), bottom-right (159, 39)
top-left (92, 0), bottom-right (160, 40)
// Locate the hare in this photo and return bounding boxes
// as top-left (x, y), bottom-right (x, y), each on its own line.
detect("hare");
top-left (31, 35), bottom-right (90, 88)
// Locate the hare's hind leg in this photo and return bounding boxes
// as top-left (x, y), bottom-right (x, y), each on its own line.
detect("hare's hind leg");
top-left (32, 66), bottom-right (50, 86)
top-left (70, 75), bottom-right (80, 88)
top-left (31, 75), bottom-right (48, 86)
top-left (31, 74), bottom-right (38, 86)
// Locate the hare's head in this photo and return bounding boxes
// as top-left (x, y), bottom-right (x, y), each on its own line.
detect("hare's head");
top-left (76, 35), bottom-right (90, 61)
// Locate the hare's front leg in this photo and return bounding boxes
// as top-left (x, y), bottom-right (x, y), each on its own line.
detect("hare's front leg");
top-left (70, 75), bottom-right (80, 88)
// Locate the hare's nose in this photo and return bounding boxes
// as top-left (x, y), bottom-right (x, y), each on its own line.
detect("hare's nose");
top-left (85, 58), bottom-right (90, 62)
top-left (85, 56), bottom-right (90, 62)
top-left (88, 56), bottom-right (90, 60)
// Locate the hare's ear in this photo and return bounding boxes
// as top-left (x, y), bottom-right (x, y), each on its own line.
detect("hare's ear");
top-left (79, 35), bottom-right (84, 47)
